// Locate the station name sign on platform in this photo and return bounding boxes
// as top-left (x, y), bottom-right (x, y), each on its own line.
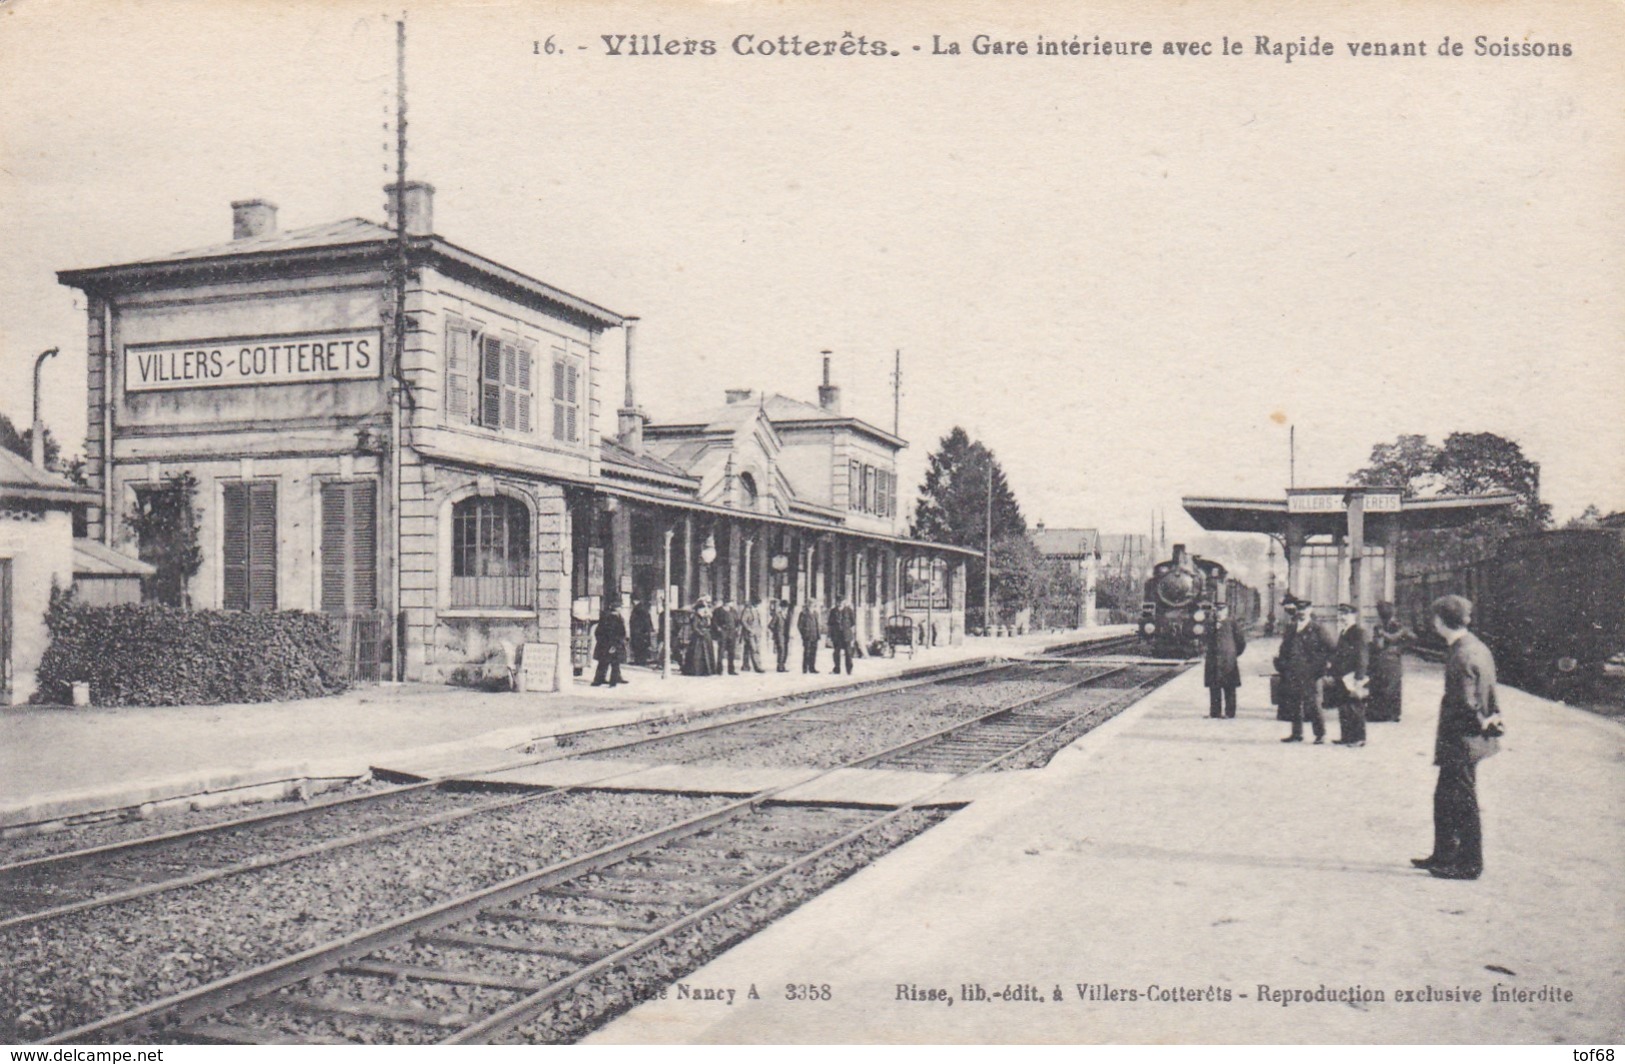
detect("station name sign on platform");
top-left (1288, 492), bottom-right (1402, 514)
top-left (125, 329), bottom-right (382, 392)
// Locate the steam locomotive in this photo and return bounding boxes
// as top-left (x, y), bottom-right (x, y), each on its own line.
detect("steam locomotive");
top-left (1395, 527), bottom-right (1625, 692)
top-left (1137, 544), bottom-right (1260, 658)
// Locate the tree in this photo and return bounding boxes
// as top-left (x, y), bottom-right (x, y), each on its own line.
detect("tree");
top-left (909, 427), bottom-right (1026, 616)
top-left (126, 471), bottom-right (203, 608)
top-left (1564, 504), bottom-right (1604, 529)
top-left (0, 412), bottom-right (63, 472)
top-left (1350, 431), bottom-right (1550, 572)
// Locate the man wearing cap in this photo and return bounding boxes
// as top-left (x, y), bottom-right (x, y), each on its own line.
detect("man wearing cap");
top-left (1413, 594), bottom-right (1502, 881)
top-left (1276, 597), bottom-right (1333, 743)
top-left (1327, 603), bottom-right (1371, 746)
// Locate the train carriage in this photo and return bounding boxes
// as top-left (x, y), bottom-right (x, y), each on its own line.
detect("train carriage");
top-left (1395, 527), bottom-right (1625, 692)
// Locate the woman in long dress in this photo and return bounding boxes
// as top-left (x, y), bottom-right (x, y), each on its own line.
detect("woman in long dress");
top-left (1369, 600), bottom-right (1414, 721)
top-left (683, 600), bottom-right (717, 676)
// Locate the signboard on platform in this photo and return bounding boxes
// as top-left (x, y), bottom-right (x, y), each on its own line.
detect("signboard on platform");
top-left (1288, 491), bottom-right (1403, 514)
top-left (124, 329), bottom-right (382, 392)
top-left (517, 642), bottom-right (558, 693)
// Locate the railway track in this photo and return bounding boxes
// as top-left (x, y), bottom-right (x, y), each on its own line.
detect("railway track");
top-left (15, 636), bottom-right (1183, 1046)
top-left (43, 651), bottom-right (1178, 1045)
top-left (0, 656), bottom-right (1083, 934)
top-left (2, 639), bottom-right (1141, 930)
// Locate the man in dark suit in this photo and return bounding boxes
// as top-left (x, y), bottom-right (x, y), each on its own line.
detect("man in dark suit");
top-left (1277, 597), bottom-right (1333, 743)
top-left (1204, 602), bottom-right (1247, 718)
top-left (1413, 595), bottom-right (1502, 881)
top-left (797, 602), bottom-right (822, 674)
top-left (591, 597), bottom-right (629, 687)
top-left (1327, 603), bottom-right (1371, 746)
top-left (713, 599), bottom-right (740, 676)
top-left (1273, 596), bottom-right (1298, 721)
top-left (829, 596), bottom-right (857, 675)
top-left (769, 599), bottom-right (792, 672)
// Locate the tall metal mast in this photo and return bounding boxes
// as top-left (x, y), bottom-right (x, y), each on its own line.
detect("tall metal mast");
top-left (388, 15), bottom-right (408, 682)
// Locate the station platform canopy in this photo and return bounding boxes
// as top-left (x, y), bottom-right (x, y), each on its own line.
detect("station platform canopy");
top-left (1181, 486), bottom-right (1518, 623)
top-left (1183, 487), bottom-right (1519, 538)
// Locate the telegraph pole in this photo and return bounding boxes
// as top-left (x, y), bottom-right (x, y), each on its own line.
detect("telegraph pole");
top-left (388, 15), bottom-right (408, 683)
top-left (983, 459), bottom-right (993, 635)
top-left (892, 349), bottom-right (901, 437)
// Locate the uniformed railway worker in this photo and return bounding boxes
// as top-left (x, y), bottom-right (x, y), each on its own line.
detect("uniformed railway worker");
top-left (1327, 603), bottom-right (1371, 746)
top-left (590, 597), bottom-right (629, 687)
top-left (1277, 597), bottom-right (1333, 743)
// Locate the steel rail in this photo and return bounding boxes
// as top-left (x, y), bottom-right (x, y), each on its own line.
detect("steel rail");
top-left (443, 661), bottom-right (1189, 1044)
top-left (3, 657), bottom-right (1040, 930)
top-left (37, 655), bottom-right (1126, 1045)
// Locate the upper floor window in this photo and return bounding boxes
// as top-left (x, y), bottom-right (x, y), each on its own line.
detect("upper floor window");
top-left (847, 461), bottom-right (897, 518)
top-left (551, 345), bottom-right (582, 443)
top-left (445, 323), bottom-right (534, 434)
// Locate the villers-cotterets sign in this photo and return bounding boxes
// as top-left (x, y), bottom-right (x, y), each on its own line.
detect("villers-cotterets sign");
top-left (124, 329), bottom-right (382, 392)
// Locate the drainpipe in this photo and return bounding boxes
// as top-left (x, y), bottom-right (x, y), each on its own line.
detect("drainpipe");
top-left (31, 347), bottom-right (59, 469)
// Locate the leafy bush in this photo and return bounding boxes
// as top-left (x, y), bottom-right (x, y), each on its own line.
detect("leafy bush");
top-left (35, 591), bottom-right (350, 706)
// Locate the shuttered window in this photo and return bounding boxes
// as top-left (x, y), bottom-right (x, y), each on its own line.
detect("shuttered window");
top-left (320, 480), bottom-right (378, 613)
top-left (445, 326), bottom-right (470, 421)
top-left (458, 329), bottom-right (534, 434)
top-left (551, 346), bottom-right (580, 443)
top-left (223, 480), bottom-right (277, 611)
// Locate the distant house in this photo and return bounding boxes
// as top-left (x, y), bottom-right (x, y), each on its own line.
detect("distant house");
top-left (1030, 523), bottom-right (1100, 627)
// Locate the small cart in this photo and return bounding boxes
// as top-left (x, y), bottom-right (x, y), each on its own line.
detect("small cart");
top-left (885, 614), bottom-right (918, 659)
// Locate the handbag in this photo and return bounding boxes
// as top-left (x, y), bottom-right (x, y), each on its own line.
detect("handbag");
top-left (1463, 734), bottom-right (1501, 762)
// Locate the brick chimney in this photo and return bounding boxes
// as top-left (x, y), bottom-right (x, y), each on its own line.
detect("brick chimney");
top-left (725, 389), bottom-right (754, 404)
top-left (817, 350), bottom-right (841, 413)
top-left (231, 199), bottom-right (278, 240)
top-left (385, 181), bottom-right (435, 236)
top-left (616, 317), bottom-right (647, 452)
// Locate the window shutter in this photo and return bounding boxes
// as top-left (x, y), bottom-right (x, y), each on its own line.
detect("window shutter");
top-left (552, 354), bottom-right (567, 440)
top-left (321, 481), bottom-right (378, 613)
top-left (247, 481), bottom-right (277, 610)
top-left (445, 327), bottom-right (469, 422)
top-left (565, 363), bottom-right (579, 442)
top-left (481, 335), bottom-right (503, 428)
top-left (517, 345), bottom-right (533, 433)
top-left (321, 484), bottom-right (347, 613)
top-left (501, 342), bottom-right (518, 429)
top-left (223, 482), bottom-right (248, 610)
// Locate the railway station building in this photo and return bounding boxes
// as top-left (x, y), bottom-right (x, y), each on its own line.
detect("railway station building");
top-left (1181, 486), bottom-right (1516, 625)
top-left (57, 186), bottom-right (970, 690)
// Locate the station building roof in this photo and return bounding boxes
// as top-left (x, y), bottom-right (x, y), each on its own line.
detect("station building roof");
top-left (0, 448), bottom-right (99, 508)
top-left (57, 217), bottom-right (627, 330)
top-left (1031, 527), bottom-right (1100, 559)
top-left (1183, 486), bottom-right (1519, 537)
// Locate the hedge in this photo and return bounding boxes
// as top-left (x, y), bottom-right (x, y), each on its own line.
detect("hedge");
top-left (35, 596), bottom-right (350, 706)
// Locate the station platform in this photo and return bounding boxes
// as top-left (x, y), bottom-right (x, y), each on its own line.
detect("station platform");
top-left (0, 626), bottom-right (1130, 834)
top-left (589, 638), bottom-right (1625, 1045)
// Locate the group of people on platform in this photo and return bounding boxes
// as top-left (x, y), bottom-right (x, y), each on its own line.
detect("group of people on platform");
top-left (1202, 592), bottom-right (1504, 881)
top-left (591, 595), bottom-right (864, 685)
top-left (1268, 597), bottom-right (1413, 746)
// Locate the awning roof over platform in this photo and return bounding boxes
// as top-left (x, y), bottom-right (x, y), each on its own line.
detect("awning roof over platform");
top-left (1183, 488), bottom-right (1518, 537)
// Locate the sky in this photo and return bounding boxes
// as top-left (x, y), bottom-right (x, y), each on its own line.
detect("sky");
top-left (2, 0), bottom-right (1621, 539)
